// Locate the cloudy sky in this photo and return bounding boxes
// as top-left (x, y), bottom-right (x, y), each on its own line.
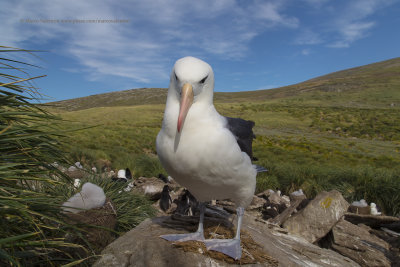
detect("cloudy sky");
top-left (1, 0), bottom-right (399, 101)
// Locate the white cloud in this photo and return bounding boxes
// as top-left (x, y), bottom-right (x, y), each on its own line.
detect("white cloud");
top-left (294, 29), bottom-right (323, 45)
top-left (301, 49), bottom-right (311, 55)
top-left (295, 0), bottom-right (397, 48)
top-left (251, 1), bottom-right (299, 28)
top-left (329, 21), bottom-right (376, 48)
top-left (329, 0), bottom-right (394, 47)
top-left (0, 0), bottom-right (298, 84)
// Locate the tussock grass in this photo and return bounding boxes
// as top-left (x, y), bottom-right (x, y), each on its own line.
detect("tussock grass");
top-left (52, 174), bottom-right (156, 234)
top-left (0, 47), bottom-right (156, 266)
top-left (0, 46), bottom-right (82, 266)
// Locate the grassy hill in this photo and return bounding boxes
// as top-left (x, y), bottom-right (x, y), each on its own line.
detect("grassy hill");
top-left (52, 57), bottom-right (400, 215)
top-left (51, 57), bottom-right (400, 111)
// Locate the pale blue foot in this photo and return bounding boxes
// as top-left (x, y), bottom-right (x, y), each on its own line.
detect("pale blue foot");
top-left (160, 231), bottom-right (205, 242)
top-left (204, 238), bottom-right (242, 260)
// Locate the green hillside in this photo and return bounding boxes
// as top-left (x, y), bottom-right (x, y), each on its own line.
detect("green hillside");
top-left (51, 57), bottom-right (400, 110)
top-left (53, 57), bottom-right (400, 215)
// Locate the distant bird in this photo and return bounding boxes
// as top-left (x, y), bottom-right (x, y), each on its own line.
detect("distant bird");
top-left (125, 168), bottom-right (132, 179)
top-left (156, 56), bottom-right (266, 259)
top-left (160, 185), bottom-right (172, 212)
top-left (370, 203), bottom-right (381, 215)
top-left (158, 173), bottom-right (169, 183)
top-left (75, 161), bottom-right (83, 169)
top-left (175, 189), bottom-right (198, 216)
top-left (112, 168), bottom-right (130, 182)
top-left (62, 182), bottom-right (106, 213)
top-left (73, 178), bottom-right (81, 188)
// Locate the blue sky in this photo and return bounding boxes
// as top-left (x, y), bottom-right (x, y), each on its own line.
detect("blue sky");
top-left (1, 0), bottom-right (399, 101)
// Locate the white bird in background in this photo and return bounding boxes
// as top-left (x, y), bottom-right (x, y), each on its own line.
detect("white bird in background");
top-left (62, 182), bottom-right (106, 214)
top-left (370, 202), bottom-right (381, 215)
top-left (156, 56), bottom-right (266, 259)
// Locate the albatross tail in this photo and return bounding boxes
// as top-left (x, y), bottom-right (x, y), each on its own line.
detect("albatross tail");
top-left (254, 165), bottom-right (268, 173)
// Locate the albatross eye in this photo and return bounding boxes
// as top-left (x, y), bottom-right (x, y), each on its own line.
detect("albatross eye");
top-left (199, 75), bottom-right (208, 84)
top-left (175, 73), bottom-right (179, 81)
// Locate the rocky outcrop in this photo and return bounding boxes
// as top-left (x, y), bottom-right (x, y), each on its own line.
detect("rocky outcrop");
top-left (87, 183), bottom-right (397, 266)
top-left (344, 212), bottom-right (400, 228)
top-left (330, 219), bottom-right (391, 267)
top-left (283, 190), bottom-right (349, 243)
top-left (94, 213), bottom-right (360, 267)
top-left (132, 177), bottom-right (179, 200)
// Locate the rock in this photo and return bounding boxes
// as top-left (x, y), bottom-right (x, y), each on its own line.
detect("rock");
top-left (283, 190), bottom-right (349, 243)
top-left (344, 213), bottom-right (399, 228)
top-left (246, 195), bottom-right (266, 211)
top-left (289, 189), bottom-right (305, 202)
top-left (262, 206), bottom-right (280, 220)
top-left (65, 168), bottom-right (87, 179)
top-left (256, 189), bottom-right (275, 199)
top-left (216, 199), bottom-right (236, 214)
top-left (268, 192), bottom-right (289, 207)
top-left (384, 220), bottom-right (400, 232)
top-left (261, 192), bottom-right (289, 221)
top-left (133, 177), bottom-right (178, 201)
top-left (94, 213), bottom-right (360, 267)
top-left (330, 219), bottom-right (391, 267)
top-left (369, 227), bottom-right (400, 265)
top-left (270, 193), bottom-right (306, 226)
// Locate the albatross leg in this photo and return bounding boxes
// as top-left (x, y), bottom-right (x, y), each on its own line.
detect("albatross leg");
top-left (160, 202), bottom-right (205, 242)
top-left (204, 206), bottom-right (244, 260)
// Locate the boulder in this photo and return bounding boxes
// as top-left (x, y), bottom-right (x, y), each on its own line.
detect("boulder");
top-left (330, 219), bottom-right (391, 267)
top-left (94, 213), bottom-right (360, 267)
top-left (133, 177), bottom-right (179, 201)
top-left (268, 192), bottom-right (289, 207)
top-left (246, 195), bottom-right (266, 211)
top-left (256, 189), bottom-right (275, 199)
top-left (270, 193), bottom-right (306, 226)
top-left (283, 190), bottom-right (349, 243)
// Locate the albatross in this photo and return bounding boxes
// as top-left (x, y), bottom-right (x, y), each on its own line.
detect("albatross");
top-left (156, 56), bottom-right (265, 260)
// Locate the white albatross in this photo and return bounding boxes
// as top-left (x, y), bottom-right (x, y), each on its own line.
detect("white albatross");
top-left (156, 56), bottom-right (265, 260)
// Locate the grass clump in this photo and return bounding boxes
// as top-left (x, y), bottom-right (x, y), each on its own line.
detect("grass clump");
top-left (0, 46), bottom-right (82, 266)
top-left (53, 174), bottom-right (156, 234)
top-left (0, 47), bottom-right (156, 266)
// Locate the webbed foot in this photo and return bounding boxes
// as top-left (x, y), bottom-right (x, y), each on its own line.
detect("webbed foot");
top-left (204, 238), bottom-right (241, 260)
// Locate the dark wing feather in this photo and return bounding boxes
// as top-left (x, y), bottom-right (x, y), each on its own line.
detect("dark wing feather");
top-left (224, 116), bottom-right (256, 159)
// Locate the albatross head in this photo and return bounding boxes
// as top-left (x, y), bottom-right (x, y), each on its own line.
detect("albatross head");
top-left (169, 56), bottom-right (214, 133)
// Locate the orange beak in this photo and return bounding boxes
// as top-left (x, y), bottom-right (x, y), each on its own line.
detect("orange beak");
top-left (177, 83), bottom-right (193, 133)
